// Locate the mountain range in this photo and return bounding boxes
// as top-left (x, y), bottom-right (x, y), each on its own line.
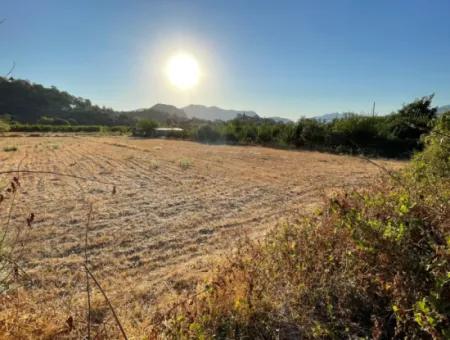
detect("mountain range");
top-left (124, 104), bottom-right (188, 122)
top-left (129, 103), bottom-right (294, 123)
top-left (183, 104), bottom-right (258, 121)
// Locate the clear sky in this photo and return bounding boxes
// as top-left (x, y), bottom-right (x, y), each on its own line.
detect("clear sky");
top-left (1, 0), bottom-right (450, 119)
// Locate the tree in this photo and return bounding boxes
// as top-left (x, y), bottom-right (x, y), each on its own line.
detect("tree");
top-left (197, 125), bottom-right (221, 143)
top-left (133, 119), bottom-right (158, 137)
top-left (389, 95), bottom-right (437, 141)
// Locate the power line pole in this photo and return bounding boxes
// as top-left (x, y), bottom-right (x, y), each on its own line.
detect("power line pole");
top-left (372, 101), bottom-right (376, 117)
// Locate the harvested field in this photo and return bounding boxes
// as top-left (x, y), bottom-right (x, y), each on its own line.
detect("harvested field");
top-left (0, 136), bottom-right (404, 338)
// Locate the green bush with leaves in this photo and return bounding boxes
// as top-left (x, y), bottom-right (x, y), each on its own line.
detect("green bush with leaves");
top-left (0, 119), bottom-right (10, 132)
top-left (412, 112), bottom-right (450, 179)
top-left (158, 114), bottom-right (450, 339)
top-left (132, 119), bottom-right (158, 137)
top-left (197, 124), bottom-right (222, 143)
top-left (185, 96), bottom-right (438, 158)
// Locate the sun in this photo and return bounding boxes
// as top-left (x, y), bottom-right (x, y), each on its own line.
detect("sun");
top-left (166, 52), bottom-right (200, 90)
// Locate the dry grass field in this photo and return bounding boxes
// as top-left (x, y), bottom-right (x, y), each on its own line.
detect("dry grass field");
top-left (0, 136), bottom-right (404, 338)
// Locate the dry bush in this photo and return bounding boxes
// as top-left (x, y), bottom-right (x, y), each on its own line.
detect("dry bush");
top-left (0, 170), bottom-right (128, 339)
top-left (159, 175), bottom-right (449, 338)
top-left (157, 116), bottom-right (450, 339)
top-left (0, 134), bottom-right (420, 338)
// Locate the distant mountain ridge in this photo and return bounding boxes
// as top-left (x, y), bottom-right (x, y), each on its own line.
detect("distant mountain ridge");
top-left (151, 104), bottom-right (187, 118)
top-left (183, 104), bottom-right (258, 121)
top-left (313, 112), bottom-right (346, 122)
top-left (123, 104), bottom-right (188, 123)
top-left (0, 77), bottom-right (297, 124)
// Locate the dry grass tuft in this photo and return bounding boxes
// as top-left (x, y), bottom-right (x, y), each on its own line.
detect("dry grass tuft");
top-left (2, 146), bottom-right (17, 152)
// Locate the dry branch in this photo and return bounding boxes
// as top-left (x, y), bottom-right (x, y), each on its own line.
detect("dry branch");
top-left (84, 265), bottom-right (128, 340)
top-left (84, 204), bottom-right (93, 340)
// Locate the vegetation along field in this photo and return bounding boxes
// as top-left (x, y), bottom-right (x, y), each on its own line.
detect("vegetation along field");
top-left (0, 136), bottom-right (403, 338)
top-left (1, 2), bottom-right (450, 339)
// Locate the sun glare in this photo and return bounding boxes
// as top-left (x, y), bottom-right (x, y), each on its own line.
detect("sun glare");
top-left (166, 52), bottom-right (200, 90)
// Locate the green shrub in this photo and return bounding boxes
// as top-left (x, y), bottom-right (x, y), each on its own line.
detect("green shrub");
top-left (158, 115), bottom-right (450, 339)
top-left (132, 119), bottom-right (158, 137)
top-left (10, 124), bottom-right (102, 133)
top-left (0, 120), bottom-right (10, 132)
top-left (7, 124), bottom-right (130, 134)
top-left (412, 112), bottom-right (450, 179)
top-left (183, 96), bottom-right (438, 158)
top-left (179, 158), bottom-right (192, 170)
top-left (197, 125), bottom-right (222, 143)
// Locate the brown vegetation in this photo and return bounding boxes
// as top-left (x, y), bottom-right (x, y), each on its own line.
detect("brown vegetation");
top-left (0, 136), bottom-right (403, 338)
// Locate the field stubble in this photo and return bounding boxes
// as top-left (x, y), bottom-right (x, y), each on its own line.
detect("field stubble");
top-left (0, 136), bottom-right (404, 338)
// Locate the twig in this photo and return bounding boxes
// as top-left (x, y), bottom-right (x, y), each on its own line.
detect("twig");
top-left (4, 61), bottom-right (15, 78)
top-left (357, 154), bottom-right (404, 185)
top-left (0, 254), bottom-right (32, 291)
top-left (84, 204), bottom-right (93, 340)
top-left (344, 137), bottom-right (406, 187)
top-left (0, 157), bottom-right (25, 250)
top-left (84, 265), bottom-right (128, 340)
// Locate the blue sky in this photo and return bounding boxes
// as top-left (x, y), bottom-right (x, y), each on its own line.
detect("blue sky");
top-left (1, 0), bottom-right (450, 119)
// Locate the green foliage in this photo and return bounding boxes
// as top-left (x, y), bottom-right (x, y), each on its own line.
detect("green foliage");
top-left (179, 158), bottom-right (192, 170)
top-left (37, 115), bottom-right (70, 125)
top-left (390, 94), bottom-right (437, 140)
top-left (133, 119), bottom-right (158, 137)
top-left (0, 77), bottom-right (134, 125)
top-left (8, 124), bottom-right (129, 134)
top-left (183, 96), bottom-right (438, 158)
top-left (0, 119), bottom-right (10, 132)
top-left (294, 118), bottom-right (327, 147)
top-left (197, 125), bottom-right (221, 143)
top-left (412, 112), bottom-right (450, 179)
top-left (0, 76), bottom-right (438, 158)
top-left (159, 114), bottom-right (450, 339)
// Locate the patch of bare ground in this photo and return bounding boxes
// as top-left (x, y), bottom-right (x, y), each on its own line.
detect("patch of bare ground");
top-left (0, 136), bottom-right (404, 338)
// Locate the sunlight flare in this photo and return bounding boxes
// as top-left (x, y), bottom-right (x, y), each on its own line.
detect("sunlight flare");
top-left (166, 52), bottom-right (200, 90)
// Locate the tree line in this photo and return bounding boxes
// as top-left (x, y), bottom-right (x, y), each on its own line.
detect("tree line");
top-left (136, 95), bottom-right (440, 158)
top-left (0, 76), bottom-right (444, 158)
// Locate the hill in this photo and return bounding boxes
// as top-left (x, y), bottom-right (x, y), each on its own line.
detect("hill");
top-left (1, 77), bottom-right (296, 125)
top-left (265, 116), bottom-right (292, 123)
top-left (0, 77), bottom-right (132, 125)
top-left (148, 103), bottom-right (187, 119)
top-left (0, 77), bottom-right (266, 124)
top-left (183, 104), bottom-right (259, 121)
top-left (0, 78), bottom-right (189, 125)
top-left (313, 112), bottom-right (347, 122)
top-left (123, 104), bottom-right (187, 123)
